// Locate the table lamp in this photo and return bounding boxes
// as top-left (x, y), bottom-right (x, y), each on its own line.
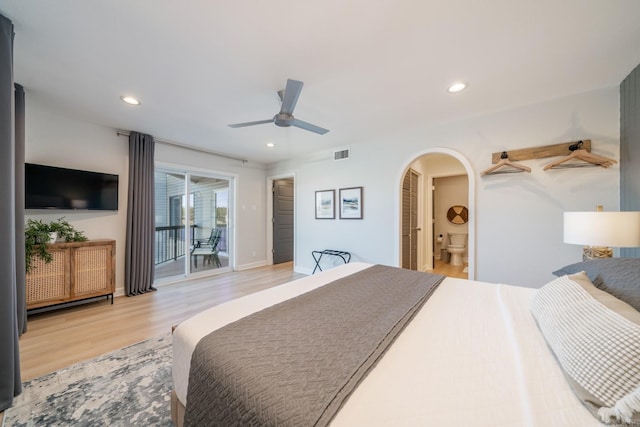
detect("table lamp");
top-left (564, 206), bottom-right (640, 260)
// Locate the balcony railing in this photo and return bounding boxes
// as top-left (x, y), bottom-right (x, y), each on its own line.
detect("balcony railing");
top-left (155, 225), bottom-right (196, 265)
top-left (155, 225), bottom-right (228, 265)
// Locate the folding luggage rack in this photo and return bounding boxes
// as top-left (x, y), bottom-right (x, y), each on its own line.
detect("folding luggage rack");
top-left (311, 249), bottom-right (351, 274)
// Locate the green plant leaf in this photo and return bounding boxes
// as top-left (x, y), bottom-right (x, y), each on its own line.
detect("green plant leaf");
top-left (25, 218), bottom-right (88, 272)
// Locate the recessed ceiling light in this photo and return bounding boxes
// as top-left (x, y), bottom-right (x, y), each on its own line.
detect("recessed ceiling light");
top-left (447, 82), bottom-right (468, 93)
top-left (121, 96), bottom-right (141, 105)
top-left (266, 142), bottom-right (276, 148)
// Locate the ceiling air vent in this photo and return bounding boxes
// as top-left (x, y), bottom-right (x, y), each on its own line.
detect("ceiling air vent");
top-left (333, 148), bottom-right (350, 161)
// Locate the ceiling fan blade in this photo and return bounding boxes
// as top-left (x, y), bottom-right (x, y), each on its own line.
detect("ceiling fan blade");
top-left (280, 79), bottom-right (303, 115)
top-left (228, 119), bottom-right (273, 128)
top-left (291, 118), bottom-right (330, 135)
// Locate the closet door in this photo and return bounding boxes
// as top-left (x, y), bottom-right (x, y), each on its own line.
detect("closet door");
top-left (402, 169), bottom-right (419, 270)
top-left (273, 178), bottom-right (294, 264)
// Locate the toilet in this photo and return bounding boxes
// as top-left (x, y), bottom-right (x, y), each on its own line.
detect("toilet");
top-left (447, 233), bottom-right (467, 266)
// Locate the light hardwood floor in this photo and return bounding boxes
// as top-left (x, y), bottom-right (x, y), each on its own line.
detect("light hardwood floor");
top-left (431, 259), bottom-right (468, 279)
top-left (17, 262), bottom-right (304, 382)
top-left (0, 263), bottom-right (301, 423)
top-left (18, 260), bottom-right (465, 381)
top-left (0, 261), bottom-right (468, 423)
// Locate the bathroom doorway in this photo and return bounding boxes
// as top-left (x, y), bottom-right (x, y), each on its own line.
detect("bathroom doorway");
top-left (433, 175), bottom-right (469, 278)
top-left (400, 150), bottom-right (473, 279)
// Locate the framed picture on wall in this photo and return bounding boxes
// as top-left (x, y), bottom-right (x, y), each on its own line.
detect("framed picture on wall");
top-left (315, 190), bottom-right (335, 219)
top-left (339, 187), bottom-right (363, 219)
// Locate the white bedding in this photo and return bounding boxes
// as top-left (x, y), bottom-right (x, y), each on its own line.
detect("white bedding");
top-left (172, 262), bottom-right (603, 426)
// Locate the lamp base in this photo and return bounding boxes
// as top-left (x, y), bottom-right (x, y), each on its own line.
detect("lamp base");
top-left (582, 246), bottom-right (613, 260)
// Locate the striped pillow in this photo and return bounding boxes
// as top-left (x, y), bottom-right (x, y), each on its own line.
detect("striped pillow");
top-left (531, 272), bottom-right (640, 425)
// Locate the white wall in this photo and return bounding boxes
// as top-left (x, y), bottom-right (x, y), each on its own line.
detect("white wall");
top-left (25, 93), bottom-right (269, 296)
top-left (268, 87), bottom-right (620, 287)
top-left (25, 96), bottom-right (129, 294)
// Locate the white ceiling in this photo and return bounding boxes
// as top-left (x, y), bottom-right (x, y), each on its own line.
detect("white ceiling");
top-left (2, 1), bottom-right (640, 165)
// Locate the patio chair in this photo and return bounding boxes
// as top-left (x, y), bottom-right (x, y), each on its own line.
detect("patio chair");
top-left (191, 228), bottom-right (222, 268)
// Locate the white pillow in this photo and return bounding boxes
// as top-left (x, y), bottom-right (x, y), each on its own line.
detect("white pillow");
top-left (531, 272), bottom-right (640, 425)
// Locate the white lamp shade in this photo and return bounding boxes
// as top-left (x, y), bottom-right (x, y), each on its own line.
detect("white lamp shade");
top-left (564, 211), bottom-right (640, 247)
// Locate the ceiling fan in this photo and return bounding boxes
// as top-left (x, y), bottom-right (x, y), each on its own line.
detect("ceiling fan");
top-left (228, 79), bottom-right (329, 135)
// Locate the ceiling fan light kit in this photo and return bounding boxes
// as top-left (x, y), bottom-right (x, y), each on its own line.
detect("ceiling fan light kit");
top-left (228, 79), bottom-right (329, 135)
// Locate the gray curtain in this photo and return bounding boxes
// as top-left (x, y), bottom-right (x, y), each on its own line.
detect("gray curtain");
top-left (15, 83), bottom-right (26, 335)
top-left (125, 131), bottom-right (156, 295)
top-left (0, 13), bottom-right (22, 411)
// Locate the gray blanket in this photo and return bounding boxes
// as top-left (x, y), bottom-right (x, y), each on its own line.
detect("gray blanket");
top-left (184, 265), bottom-right (444, 427)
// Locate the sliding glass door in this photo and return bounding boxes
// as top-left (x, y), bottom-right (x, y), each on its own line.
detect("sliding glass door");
top-left (188, 174), bottom-right (230, 274)
top-left (154, 170), bottom-right (187, 280)
top-left (154, 168), bottom-right (233, 282)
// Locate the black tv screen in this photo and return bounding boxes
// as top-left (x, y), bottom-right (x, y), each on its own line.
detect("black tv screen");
top-left (25, 163), bottom-right (118, 210)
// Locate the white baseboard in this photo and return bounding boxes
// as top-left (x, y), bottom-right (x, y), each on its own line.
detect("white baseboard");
top-left (421, 264), bottom-right (433, 272)
top-left (294, 265), bottom-right (313, 275)
top-left (235, 260), bottom-right (268, 271)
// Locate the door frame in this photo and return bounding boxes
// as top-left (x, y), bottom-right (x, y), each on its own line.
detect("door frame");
top-left (397, 148), bottom-right (475, 279)
top-left (266, 172), bottom-right (296, 266)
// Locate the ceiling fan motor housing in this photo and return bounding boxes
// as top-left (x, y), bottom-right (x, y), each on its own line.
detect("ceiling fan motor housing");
top-left (274, 113), bottom-right (294, 127)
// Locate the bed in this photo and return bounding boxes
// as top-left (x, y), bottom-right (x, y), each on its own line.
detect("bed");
top-left (171, 261), bottom-right (640, 426)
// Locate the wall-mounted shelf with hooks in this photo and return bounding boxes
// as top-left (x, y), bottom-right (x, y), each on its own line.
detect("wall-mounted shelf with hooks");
top-left (490, 140), bottom-right (592, 163)
top-left (482, 139), bottom-right (616, 177)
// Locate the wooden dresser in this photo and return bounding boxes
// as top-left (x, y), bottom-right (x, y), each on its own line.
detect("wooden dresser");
top-left (26, 239), bottom-right (115, 311)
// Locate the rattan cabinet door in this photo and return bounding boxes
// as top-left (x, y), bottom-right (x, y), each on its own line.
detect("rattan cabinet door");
top-left (26, 248), bottom-right (71, 309)
top-left (72, 244), bottom-right (114, 298)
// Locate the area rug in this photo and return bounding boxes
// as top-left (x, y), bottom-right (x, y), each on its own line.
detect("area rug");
top-left (2, 334), bottom-right (173, 427)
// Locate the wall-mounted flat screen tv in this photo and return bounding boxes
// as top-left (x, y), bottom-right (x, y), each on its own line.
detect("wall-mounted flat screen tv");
top-left (25, 163), bottom-right (118, 210)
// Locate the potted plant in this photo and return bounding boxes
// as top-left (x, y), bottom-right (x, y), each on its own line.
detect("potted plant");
top-left (25, 217), bottom-right (87, 273)
top-left (48, 217), bottom-right (88, 243)
top-left (25, 219), bottom-right (53, 273)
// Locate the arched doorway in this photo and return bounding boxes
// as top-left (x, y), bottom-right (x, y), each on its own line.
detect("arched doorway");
top-left (399, 148), bottom-right (475, 279)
